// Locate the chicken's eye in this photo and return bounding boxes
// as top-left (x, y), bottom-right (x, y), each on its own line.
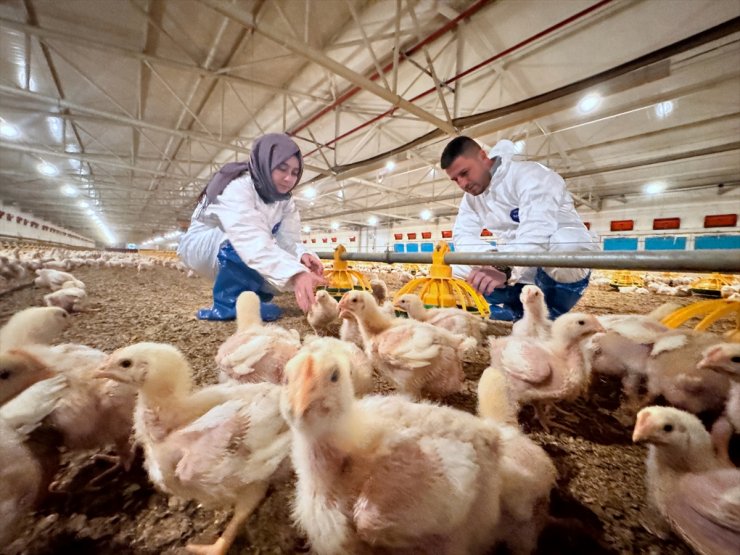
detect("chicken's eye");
top-left (663, 424), bottom-right (673, 433)
top-left (351, 298), bottom-right (357, 303)
top-left (330, 370), bottom-right (339, 383)
top-left (0, 370), bottom-right (10, 380)
top-left (731, 356), bottom-right (740, 363)
top-left (120, 359), bottom-right (133, 369)
top-left (578, 320), bottom-right (585, 326)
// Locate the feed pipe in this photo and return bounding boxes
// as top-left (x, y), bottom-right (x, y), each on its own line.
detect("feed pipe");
top-left (315, 249), bottom-right (740, 274)
top-left (302, 0), bottom-right (615, 157)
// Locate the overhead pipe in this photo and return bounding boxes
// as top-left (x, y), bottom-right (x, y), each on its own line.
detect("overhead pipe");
top-left (302, 0), bottom-right (615, 158)
top-left (288, 0), bottom-right (493, 136)
top-left (316, 249), bottom-right (740, 274)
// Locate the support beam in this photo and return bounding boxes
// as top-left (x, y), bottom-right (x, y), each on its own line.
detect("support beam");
top-left (199, 0), bottom-right (457, 135)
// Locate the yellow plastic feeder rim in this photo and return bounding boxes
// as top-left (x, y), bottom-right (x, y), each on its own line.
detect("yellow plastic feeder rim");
top-left (689, 273), bottom-right (737, 298)
top-left (320, 245), bottom-right (371, 301)
top-left (393, 241), bottom-right (490, 318)
top-left (609, 270), bottom-right (645, 289)
top-left (661, 299), bottom-right (740, 343)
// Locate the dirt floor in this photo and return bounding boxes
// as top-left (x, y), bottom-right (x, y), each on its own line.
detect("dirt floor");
top-left (2, 265), bottom-right (730, 555)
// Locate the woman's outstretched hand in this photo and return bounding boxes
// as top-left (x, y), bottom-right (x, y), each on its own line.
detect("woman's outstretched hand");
top-left (293, 271), bottom-right (326, 313)
top-left (300, 253), bottom-right (325, 277)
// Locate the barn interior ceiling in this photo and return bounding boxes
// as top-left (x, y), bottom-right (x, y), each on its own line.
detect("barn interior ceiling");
top-left (0, 0), bottom-right (738, 244)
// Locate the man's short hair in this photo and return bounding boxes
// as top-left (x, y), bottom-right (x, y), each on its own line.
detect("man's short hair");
top-left (440, 136), bottom-right (482, 169)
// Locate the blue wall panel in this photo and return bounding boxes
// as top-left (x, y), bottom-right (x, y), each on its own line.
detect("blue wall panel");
top-left (603, 237), bottom-right (638, 251)
top-left (695, 235), bottom-right (740, 250)
top-left (406, 243), bottom-right (419, 253)
top-left (420, 242), bottom-right (434, 252)
top-left (393, 243), bottom-right (404, 253)
top-left (645, 236), bottom-right (687, 250)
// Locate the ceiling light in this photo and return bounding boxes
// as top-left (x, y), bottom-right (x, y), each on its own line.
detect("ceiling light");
top-left (577, 93), bottom-right (602, 114)
top-left (303, 186), bottom-right (317, 199)
top-left (420, 209), bottom-right (433, 221)
top-left (60, 184), bottom-right (79, 197)
top-left (644, 181), bottom-right (667, 195)
top-left (655, 100), bottom-right (674, 118)
top-left (302, 225), bottom-right (311, 233)
top-left (77, 200), bottom-right (89, 209)
top-left (385, 160), bottom-right (396, 172)
top-left (331, 221), bottom-right (340, 230)
top-left (367, 216), bottom-right (379, 226)
top-left (0, 121), bottom-right (20, 139)
top-left (37, 161), bottom-right (59, 176)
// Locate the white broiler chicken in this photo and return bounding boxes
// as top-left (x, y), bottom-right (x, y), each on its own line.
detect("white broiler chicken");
top-left (477, 367), bottom-right (557, 555)
top-left (0, 374), bottom-right (67, 547)
top-left (33, 268), bottom-right (82, 291)
top-left (0, 306), bottom-right (70, 352)
top-left (281, 345), bottom-right (504, 555)
top-left (216, 292), bottom-right (301, 384)
top-left (0, 343), bottom-right (136, 476)
top-left (587, 315), bottom-right (670, 410)
top-left (339, 291), bottom-right (475, 400)
top-left (632, 406), bottom-right (739, 554)
top-left (487, 313), bottom-right (604, 432)
top-left (697, 343), bottom-right (740, 466)
top-left (511, 285), bottom-right (551, 341)
top-left (302, 336), bottom-right (373, 396)
top-left (306, 290), bottom-right (340, 336)
top-left (43, 286), bottom-right (88, 312)
top-left (98, 342), bottom-right (291, 555)
top-left (394, 293), bottom-right (487, 345)
top-left (645, 330), bottom-right (728, 415)
top-left (340, 297), bottom-right (395, 349)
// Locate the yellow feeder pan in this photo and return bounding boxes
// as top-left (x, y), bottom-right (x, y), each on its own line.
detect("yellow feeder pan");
top-left (689, 273), bottom-right (737, 298)
top-left (609, 270), bottom-right (645, 289)
top-left (393, 241), bottom-right (490, 318)
top-left (320, 245), bottom-right (371, 301)
top-left (661, 299), bottom-right (740, 342)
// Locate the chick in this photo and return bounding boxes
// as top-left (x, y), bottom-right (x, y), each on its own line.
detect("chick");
top-left (632, 406), bottom-right (739, 553)
top-left (0, 374), bottom-right (67, 546)
top-left (394, 293), bottom-right (487, 345)
top-left (697, 343), bottom-right (740, 465)
top-left (99, 342), bottom-right (291, 555)
top-left (511, 285), bottom-right (551, 341)
top-left (216, 292), bottom-right (301, 384)
top-left (43, 286), bottom-right (88, 313)
top-left (339, 290), bottom-right (475, 400)
top-left (33, 268), bottom-right (80, 290)
top-left (645, 330), bottom-right (728, 414)
top-left (0, 349), bottom-right (54, 404)
top-left (487, 313), bottom-right (604, 432)
top-left (307, 290), bottom-right (340, 336)
top-left (0, 306), bottom-right (70, 352)
top-left (1, 343), bottom-right (136, 475)
top-left (477, 367), bottom-right (556, 555)
top-left (281, 345), bottom-right (504, 555)
top-left (302, 336), bottom-right (373, 396)
top-left (369, 278), bottom-right (389, 305)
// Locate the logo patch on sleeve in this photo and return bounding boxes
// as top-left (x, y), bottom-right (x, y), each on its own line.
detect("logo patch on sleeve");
top-left (272, 221), bottom-right (282, 235)
top-left (509, 208), bottom-right (520, 223)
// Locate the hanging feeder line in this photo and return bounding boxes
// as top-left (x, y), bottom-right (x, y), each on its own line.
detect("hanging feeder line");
top-left (315, 249), bottom-right (740, 274)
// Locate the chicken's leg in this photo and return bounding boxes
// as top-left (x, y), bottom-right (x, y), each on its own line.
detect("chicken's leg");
top-left (186, 481), bottom-right (268, 555)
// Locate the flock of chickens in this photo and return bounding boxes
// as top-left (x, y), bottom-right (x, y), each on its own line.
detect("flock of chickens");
top-left (0, 247), bottom-right (739, 555)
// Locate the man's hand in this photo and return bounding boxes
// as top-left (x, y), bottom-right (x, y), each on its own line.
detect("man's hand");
top-left (466, 266), bottom-right (508, 296)
top-left (301, 253), bottom-right (325, 277)
top-left (293, 271), bottom-right (327, 313)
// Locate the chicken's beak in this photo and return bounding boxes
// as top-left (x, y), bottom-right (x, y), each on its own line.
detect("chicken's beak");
top-left (289, 354), bottom-right (318, 418)
top-left (632, 410), bottom-right (652, 444)
top-left (337, 297), bottom-right (350, 319)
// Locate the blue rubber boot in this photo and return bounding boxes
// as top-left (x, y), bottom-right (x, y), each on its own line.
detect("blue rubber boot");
top-left (197, 241), bottom-right (283, 322)
top-left (484, 283), bottom-right (524, 321)
top-left (535, 268), bottom-right (591, 319)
